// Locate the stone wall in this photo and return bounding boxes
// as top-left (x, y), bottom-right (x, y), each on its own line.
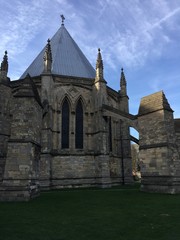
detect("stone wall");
top-left (174, 119), bottom-right (180, 154)
top-left (0, 83), bottom-right (11, 182)
top-left (51, 155), bottom-right (96, 188)
top-left (138, 91), bottom-right (180, 193)
top-left (0, 77), bottom-right (42, 201)
top-left (0, 70), bottom-right (133, 200)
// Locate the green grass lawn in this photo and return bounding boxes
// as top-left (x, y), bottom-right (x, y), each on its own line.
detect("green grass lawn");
top-left (0, 184), bottom-right (180, 240)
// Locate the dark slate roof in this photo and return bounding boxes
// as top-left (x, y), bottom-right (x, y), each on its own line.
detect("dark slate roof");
top-left (20, 25), bottom-right (96, 79)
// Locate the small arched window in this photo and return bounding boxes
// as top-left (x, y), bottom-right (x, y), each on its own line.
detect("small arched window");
top-left (61, 98), bottom-right (69, 148)
top-left (75, 100), bottom-right (83, 149)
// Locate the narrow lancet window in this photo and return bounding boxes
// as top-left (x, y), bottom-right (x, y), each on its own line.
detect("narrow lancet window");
top-left (62, 98), bottom-right (69, 148)
top-left (75, 100), bottom-right (83, 149)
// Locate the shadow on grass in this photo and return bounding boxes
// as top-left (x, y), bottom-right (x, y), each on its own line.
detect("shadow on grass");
top-left (0, 184), bottom-right (180, 240)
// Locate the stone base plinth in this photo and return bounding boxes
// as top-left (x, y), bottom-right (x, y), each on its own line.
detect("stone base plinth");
top-left (141, 176), bottom-right (180, 194)
top-left (0, 185), bottom-right (40, 201)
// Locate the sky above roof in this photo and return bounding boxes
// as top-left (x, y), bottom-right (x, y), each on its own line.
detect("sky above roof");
top-left (0, 0), bottom-right (180, 119)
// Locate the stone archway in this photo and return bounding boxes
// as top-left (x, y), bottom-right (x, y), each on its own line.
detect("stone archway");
top-left (102, 104), bottom-right (139, 185)
top-left (130, 127), bottom-right (140, 181)
top-left (102, 90), bottom-right (180, 194)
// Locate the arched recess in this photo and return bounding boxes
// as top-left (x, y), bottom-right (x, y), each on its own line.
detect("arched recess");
top-left (75, 98), bottom-right (84, 149)
top-left (61, 97), bottom-right (70, 149)
top-left (74, 94), bottom-right (87, 112)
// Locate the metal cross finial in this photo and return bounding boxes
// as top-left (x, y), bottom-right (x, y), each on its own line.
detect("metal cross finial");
top-left (61, 14), bottom-right (65, 25)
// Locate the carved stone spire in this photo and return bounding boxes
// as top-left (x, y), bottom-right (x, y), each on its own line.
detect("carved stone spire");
top-left (120, 68), bottom-right (126, 87)
top-left (93, 48), bottom-right (107, 107)
top-left (119, 68), bottom-right (129, 112)
top-left (43, 39), bottom-right (52, 73)
top-left (0, 51), bottom-right (9, 81)
top-left (120, 68), bottom-right (127, 96)
top-left (0, 51), bottom-right (8, 73)
top-left (95, 48), bottom-right (104, 81)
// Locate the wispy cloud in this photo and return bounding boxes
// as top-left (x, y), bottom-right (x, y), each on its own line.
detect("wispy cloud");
top-left (149, 6), bottom-right (180, 30)
top-left (0, 0), bottom-right (74, 78)
top-left (0, 0), bottom-right (179, 117)
top-left (0, 0), bottom-right (180, 80)
top-left (72, 0), bottom-right (179, 72)
top-left (149, 73), bottom-right (180, 93)
top-left (0, 1), bottom-right (47, 56)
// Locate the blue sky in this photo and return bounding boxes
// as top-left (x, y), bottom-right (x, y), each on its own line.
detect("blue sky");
top-left (0, 0), bottom-right (180, 118)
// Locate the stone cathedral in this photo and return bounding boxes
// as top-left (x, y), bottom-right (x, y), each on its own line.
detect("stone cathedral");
top-left (1, 19), bottom-right (180, 201)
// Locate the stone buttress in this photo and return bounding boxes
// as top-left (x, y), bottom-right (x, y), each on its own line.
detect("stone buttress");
top-left (39, 39), bottom-right (54, 189)
top-left (92, 49), bottom-right (111, 187)
top-left (118, 68), bottom-right (132, 184)
top-left (0, 73), bottom-right (42, 201)
top-left (138, 91), bottom-right (180, 193)
top-left (0, 51), bottom-right (11, 183)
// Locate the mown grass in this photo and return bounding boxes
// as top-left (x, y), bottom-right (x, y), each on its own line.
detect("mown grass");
top-left (0, 184), bottom-right (180, 240)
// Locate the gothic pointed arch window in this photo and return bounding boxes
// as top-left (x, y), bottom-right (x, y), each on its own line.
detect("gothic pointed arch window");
top-left (61, 98), bottom-right (70, 148)
top-left (75, 99), bottom-right (83, 149)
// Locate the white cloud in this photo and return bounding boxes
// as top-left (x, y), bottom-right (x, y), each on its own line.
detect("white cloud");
top-left (0, 0), bottom-right (47, 56)
top-left (0, 0), bottom-right (179, 117)
top-left (0, 0), bottom-right (180, 81)
top-left (78, 0), bottom-right (180, 70)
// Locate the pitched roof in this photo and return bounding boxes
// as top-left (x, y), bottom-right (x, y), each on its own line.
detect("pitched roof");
top-left (20, 25), bottom-right (96, 79)
top-left (138, 91), bottom-right (173, 116)
top-left (13, 74), bottom-right (42, 107)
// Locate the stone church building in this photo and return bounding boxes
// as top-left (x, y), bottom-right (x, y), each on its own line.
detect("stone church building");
top-left (1, 19), bottom-right (180, 201)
